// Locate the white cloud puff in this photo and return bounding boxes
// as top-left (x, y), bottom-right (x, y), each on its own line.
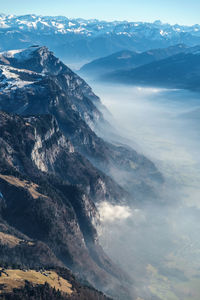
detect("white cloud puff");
top-left (97, 201), bottom-right (132, 222)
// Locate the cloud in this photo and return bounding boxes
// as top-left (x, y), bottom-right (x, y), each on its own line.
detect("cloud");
top-left (97, 201), bottom-right (132, 222)
top-left (92, 82), bottom-right (200, 299)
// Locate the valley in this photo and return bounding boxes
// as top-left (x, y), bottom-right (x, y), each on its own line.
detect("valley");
top-left (0, 12), bottom-right (200, 298)
top-left (89, 82), bottom-right (200, 299)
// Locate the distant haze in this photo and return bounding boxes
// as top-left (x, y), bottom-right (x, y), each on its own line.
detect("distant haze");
top-left (92, 82), bottom-right (200, 299)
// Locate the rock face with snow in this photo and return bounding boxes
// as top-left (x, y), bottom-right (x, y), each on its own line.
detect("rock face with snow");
top-left (0, 46), bottom-right (164, 298)
top-left (0, 45), bottom-right (102, 126)
top-left (0, 46), bottom-right (163, 202)
top-left (1, 14), bottom-right (200, 62)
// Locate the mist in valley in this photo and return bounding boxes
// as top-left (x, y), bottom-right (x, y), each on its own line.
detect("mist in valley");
top-left (89, 82), bottom-right (200, 300)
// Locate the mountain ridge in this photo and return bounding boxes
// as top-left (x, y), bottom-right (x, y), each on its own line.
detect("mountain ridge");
top-left (1, 14), bottom-right (200, 62)
top-left (0, 46), bottom-right (163, 201)
top-left (0, 45), bottom-right (164, 299)
top-left (79, 43), bottom-right (190, 77)
top-left (103, 47), bottom-right (200, 90)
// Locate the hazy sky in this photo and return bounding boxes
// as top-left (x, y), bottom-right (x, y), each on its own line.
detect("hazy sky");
top-left (0, 0), bottom-right (200, 26)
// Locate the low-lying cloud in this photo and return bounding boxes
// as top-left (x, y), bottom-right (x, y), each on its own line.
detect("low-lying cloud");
top-left (97, 201), bottom-right (132, 222)
top-left (90, 81), bottom-right (200, 300)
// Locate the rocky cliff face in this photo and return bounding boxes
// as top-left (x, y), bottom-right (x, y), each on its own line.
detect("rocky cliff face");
top-left (0, 111), bottom-right (126, 204)
top-left (0, 111), bottom-right (131, 299)
top-left (0, 46), bottom-right (102, 127)
top-left (0, 46), bottom-right (163, 202)
top-left (0, 46), bottom-right (164, 299)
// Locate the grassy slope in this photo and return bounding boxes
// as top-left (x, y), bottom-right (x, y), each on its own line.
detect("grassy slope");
top-left (0, 269), bottom-right (73, 295)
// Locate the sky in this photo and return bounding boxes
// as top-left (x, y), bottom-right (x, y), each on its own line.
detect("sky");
top-left (0, 0), bottom-right (200, 26)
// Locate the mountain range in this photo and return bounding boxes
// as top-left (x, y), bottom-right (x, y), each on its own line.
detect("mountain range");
top-left (0, 45), bottom-right (163, 299)
top-left (104, 47), bottom-right (200, 90)
top-left (80, 44), bottom-right (200, 90)
top-left (79, 43), bottom-right (189, 77)
top-left (1, 14), bottom-right (200, 63)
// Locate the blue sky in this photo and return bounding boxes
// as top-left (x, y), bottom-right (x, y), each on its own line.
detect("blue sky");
top-left (1, 0), bottom-right (200, 26)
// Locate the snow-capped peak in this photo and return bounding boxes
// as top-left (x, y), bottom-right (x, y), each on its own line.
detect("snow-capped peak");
top-left (0, 14), bottom-right (200, 38)
top-left (1, 14), bottom-right (200, 63)
top-left (0, 45), bottom-right (40, 61)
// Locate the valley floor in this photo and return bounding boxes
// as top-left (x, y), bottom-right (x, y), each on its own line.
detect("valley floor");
top-left (91, 82), bottom-right (200, 300)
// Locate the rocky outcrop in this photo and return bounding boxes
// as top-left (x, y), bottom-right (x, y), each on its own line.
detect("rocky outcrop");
top-left (0, 111), bottom-right (127, 203)
top-left (0, 46), bottom-right (102, 126)
top-left (0, 46), bottom-right (164, 299)
top-left (0, 111), bottom-right (131, 299)
top-left (0, 46), bottom-right (163, 203)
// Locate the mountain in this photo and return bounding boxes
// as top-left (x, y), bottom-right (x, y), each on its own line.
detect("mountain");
top-left (0, 45), bottom-right (102, 126)
top-left (103, 45), bottom-right (200, 90)
top-left (79, 44), bottom-right (189, 77)
top-left (0, 111), bottom-right (131, 299)
top-left (0, 46), bottom-right (163, 201)
top-left (0, 45), bottom-right (164, 299)
top-left (1, 14), bottom-right (200, 63)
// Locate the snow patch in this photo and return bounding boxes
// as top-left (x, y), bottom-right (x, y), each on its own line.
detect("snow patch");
top-left (0, 46), bottom-right (40, 61)
top-left (68, 22), bottom-right (75, 27)
top-left (0, 49), bottom-right (24, 58)
top-left (0, 65), bottom-right (40, 91)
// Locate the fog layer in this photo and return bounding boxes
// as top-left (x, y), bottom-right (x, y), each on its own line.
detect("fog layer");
top-left (92, 83), bottom-right (200, 300)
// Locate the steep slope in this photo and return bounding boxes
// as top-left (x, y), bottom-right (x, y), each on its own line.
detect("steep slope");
top-left (0, 111), bottom-right (131, 299)
top-left (0, 111), bottom-right (125, 203)
top-left (104, 46), bottom-right (200, 90)
top-left (0, 45), bottom-right (165, 300)
top-left (0, 45), bottom-right (102, 125)
top-left (0, 46), bottom-right (163, 202)
top-left (80, 44), bottom-right (189, 78)
top-left (1, 14), bottom-right (200, 62)
top-left (0, 267), bottom-right (112, 300)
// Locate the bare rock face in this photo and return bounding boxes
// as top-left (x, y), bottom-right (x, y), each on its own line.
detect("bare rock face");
top-left (0, 46), bottom-right (163, 299)
top-left (0, 111), bottom-right (131, 299)
top-left (0, 46), bottom-right (163, 203)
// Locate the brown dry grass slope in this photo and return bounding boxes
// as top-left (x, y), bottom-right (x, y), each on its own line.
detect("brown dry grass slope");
top-left (0, 269), bottom-right (73, 295)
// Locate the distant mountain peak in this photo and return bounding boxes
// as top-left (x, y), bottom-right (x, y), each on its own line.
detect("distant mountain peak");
top-left (79, 43), bottom-right (191, 77)
top-left (154, 20), bottom-right (163, 25)
top-left (1, 14), bottom-right (200, 62)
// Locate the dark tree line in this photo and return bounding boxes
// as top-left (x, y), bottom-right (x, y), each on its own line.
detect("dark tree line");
top-left (0, 281), bottom-right (112, 300)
